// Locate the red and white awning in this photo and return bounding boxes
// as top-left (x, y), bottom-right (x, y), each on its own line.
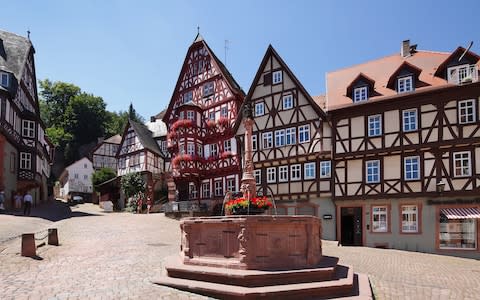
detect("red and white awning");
top-left (441, 208), bottom-right (480, 219)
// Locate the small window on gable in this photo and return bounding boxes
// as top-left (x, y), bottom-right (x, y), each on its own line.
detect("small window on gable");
top-left (184, 91), bottom-right (193, 103)
top-left (204, 82), bottom-right (214, 97)
top-left (255, 102), bottom-right (265, 116)
top-left (282, 94), bottom-right (294, 110)
top-left (397, 76), bottom-right (413, 93)
top-left (273, 70), bottom-right (282, 84)
top-left (353, 86), bottom-right (368, 102)
top-left (0, 72), bottom-right (9, 87)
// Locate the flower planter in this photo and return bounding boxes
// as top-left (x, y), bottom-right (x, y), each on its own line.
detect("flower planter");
top-left (231, 206), bottom-right (265, 215)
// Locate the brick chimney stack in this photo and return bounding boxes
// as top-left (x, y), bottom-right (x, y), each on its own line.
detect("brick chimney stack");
top-left (401, 40), bottom-right (410, 58)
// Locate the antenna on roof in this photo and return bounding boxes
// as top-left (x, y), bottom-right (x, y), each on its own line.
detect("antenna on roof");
top-left (224, 39), bottom-right (230, 67)
top-left (458, 41), bottom-right (473, 61)
top-left (27, 29), bottom-right (31, 40)
top-left (197, 26), bottom-right (200, 35)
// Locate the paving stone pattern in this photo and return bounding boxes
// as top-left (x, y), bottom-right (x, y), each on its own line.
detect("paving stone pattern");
top-left (1, 202), bottom-right (480, 299)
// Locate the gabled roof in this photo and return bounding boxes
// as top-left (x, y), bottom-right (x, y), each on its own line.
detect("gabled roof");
top-left (234, 45), bottom-right (326, 133)
top-left (386, 61), bottom-right (422, 89)
top-left (104, 134), bottom-right (122, 144)
top-left (162, 35), bottom-right (245, 124)
top-left (345, 73), bottom-right (376, 98)
top-left (0, 30), bottom-right (33, 82)
top-left (118, 119), bottom-right (162, 156)
top-left (326, 50), bottom-right (452, 110)
top-left (434, 46), bottom-right (480, 77)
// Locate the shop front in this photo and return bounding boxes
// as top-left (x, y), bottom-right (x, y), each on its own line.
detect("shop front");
top-left (437, 206), bottom-right (480, 253)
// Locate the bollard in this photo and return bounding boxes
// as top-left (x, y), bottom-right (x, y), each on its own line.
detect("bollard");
top-left (21, 233), bottom-right (36, 257)
top-left (48, 228), bottom-right (59, 246)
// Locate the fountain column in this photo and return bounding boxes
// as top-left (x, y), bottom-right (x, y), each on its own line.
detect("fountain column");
top-left (240, 103), bottom-right (256, 201)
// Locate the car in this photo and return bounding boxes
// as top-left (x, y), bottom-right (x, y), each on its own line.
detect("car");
top-left (72, 195), bottom-right (83, 204)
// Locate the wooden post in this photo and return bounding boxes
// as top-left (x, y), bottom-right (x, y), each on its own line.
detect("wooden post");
top-left (21, 233), bottom-right (36, 257)
top-left (48, 228), bottom-right (59, 246)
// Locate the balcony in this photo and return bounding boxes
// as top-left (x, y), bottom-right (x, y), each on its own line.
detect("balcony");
top-left (172, 153), bottom-right (240, 178)
top-left (448, 64), bottom-right (478, 85)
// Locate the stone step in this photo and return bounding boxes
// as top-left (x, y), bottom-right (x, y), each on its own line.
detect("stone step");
top-left (153, 263), bottom-right (372, 299)
top-left (164, 255), bottom-right (339, 287)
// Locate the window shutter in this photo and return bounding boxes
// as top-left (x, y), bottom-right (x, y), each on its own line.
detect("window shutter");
top-left (263, 73), bottom-right (272, 86)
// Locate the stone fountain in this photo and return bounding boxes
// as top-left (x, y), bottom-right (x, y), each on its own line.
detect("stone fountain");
top-left (153, 104), bottom-right (372, 299)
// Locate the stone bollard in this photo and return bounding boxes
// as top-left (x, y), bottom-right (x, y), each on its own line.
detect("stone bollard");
top-left (21, 233), bottom-right (36, 257)
top-left (48, 228), bottom-right (59, 246)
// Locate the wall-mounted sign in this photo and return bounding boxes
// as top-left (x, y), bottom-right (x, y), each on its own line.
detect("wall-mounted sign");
top-left (323, 214), bottom-right (333, 220)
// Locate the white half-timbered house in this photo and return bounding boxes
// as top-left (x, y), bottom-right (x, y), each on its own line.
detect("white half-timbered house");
top-left (91, 134), bottom-right (121, 171)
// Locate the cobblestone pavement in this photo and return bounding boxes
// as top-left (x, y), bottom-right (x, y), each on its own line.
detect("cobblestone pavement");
top-left (1, 204), bottom-right (479, 300)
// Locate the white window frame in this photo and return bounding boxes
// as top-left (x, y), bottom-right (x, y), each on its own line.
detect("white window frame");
top-left (210, 144), bottom-right (218, 157)
top-left (189, 183), bottom-right (198, 199)
top-left (372, 206), bottom-right (388, 233)
top-left (278, 166), bottom-right (288, 182)
top-left (255, 102), bottom-right (265, 116)
top-left (404, 156), bottom-right (420, 180)
top-left (226, 178), bottom-right (235, 192)
top-left (204, 82), bottom-right (214, 97)
top-left (366, 160), bottom-right (380, 183)
top-left (252, 135), bottom-right (257, 151)
top-left (403, 109), bottom-right (417, 132)
top-left (458, 99), bottom-right (476, 124)
top-left (282, 94), bottom-right (294, 110)
top-left (184, 91), bottom-right (193, 103)
top-left (275, 129), bottom-right (285, 147)
top-left (398, 76), bottom-right (413, 93)
top-left (304, 162), bottom-right (316, 179)
top-left (401, 205), bottom-right (418, 233)
top-left (20, 152), bottom-right (31, 170)
top-left (298, 125), bottom-right (310, 143)
top-left (220, 105), bottom-right (228, 117)
top-left (214, 180), bottom-right (223, 196)
top-left (1, 72), bottom-right (9, 87)
top-left (273, 70), bottom-right (283, 84)
top-left (368, 115), bottom-right (382, 137)
top-left (202, 182), bottom-right (210, 198)
top-left (262, 132), bottom-right (273, 149)
top-left (22, 120), bottom-right (35, 138)
top-left (320, 161), bottom-right (331, 178)
top-left (224, 139), bottom-right (232, 152)
top-left (186, 111), bottom-right (195, 120)
top-left (353, 86), bottom-right (368, 102)
top-left (285, 127), bottom-right (296, 145)
top-left (187, 142), bottom-right (195, 155)
top-left (254, 170), bottom-right (261, 185)
top-left (208, 111), bottom-right (215, 121)
top-left (291, 164), bottom-right (301, 181)
top-left (453, 151), bottom-right (471, 177)
top-left (267, 167), bottom-right (276, 183)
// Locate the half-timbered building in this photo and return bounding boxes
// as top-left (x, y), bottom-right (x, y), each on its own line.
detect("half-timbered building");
top-left (0, 30), bottom-right (54, 209)
top-left (235, 46), bottom-right (334, 239)
top-left (326, 40), bottom-right (480, 258)
top-left (162, 34), bottom-right (244, 209)
top-left (91, 134), bottom-right (121, 171)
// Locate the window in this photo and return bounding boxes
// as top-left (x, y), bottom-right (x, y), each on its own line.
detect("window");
top-left (273, 70), bottom-right (282, 84)
top-left (279, 166), bottom-right (288, 182)
top-left (252, 135), bottom-right (257, 151)
top-left (214, 181), bottom-right (223, 196)
top-left (10, 152), bottom-right (16, 173)
top-left (353, 86), bottom-right (368, 102)
top-left (285, 127), bottom-right (296, 145)
top-left (282, 94), bottom-right (294, 110)
top-left (179, 111), bottom-right (184, 119)
top-left (275, 129), bottom-right (285, 147)
top-left (208, 111), bottom-right (215, 121)
top-left (0, 72), bottom-right (8, 87)
top-left (453, 151), bottom-right (471, 177)
top-left (298, 125), bottom-right (310, 143)
top-left (291, 164), bottom-right (301, 181)
top-left (254, 170), bottom-right (261, 185)
top-left (320, 161), bottom-right (331, 178)
top-left (202, 182), bottom-right (210, 198)
top-left (184, 91), bottom-right (193, 103)
top-left (220, 105), bottom-right (228, 117)
top-left (187, 142), bottom-right (195, 155)
top-left (210, 144), bottom-right (218, 157)
top-left (368, 115), bottom-right (381, 137)
top-left (204, 82), bottom-right (214, 97)
top-left (22, 120), bottom-right (35, 138)
top-left (372, 206), bottom-right (388, 232)
top-left (403, 109), bottom-right (417, 132)
top-left (262, 132), bottom-right (273, 149)
top-left (267, 167), bottom-right (276, 183)
top-left (397, 76), bottom-right (413, 93)
top-left (186, 111), bottom-right (195, 120)
top-left (189, 183), bottom-right (198, 199)
top-left (255, 102), bottom-right (265, 116)
top-left (304, 162), bottom-right (316, 179)
top-left (224, 139), bottom-right (232, 152)
top-left (226, 178), bottom-right (235, 192)
top-left (401, 205), bottom-right (418, 233)
top-left (20, 152), bottom-right (31, 169)
top-left (439, 209), bottom-right (477, 250)
top-left (458, 99), bottom-right (476, 124)
top-left (404, 156), bottom-right (420, 180)
top-left (447, 64), bottom-right (478, 84)
top-left (74, 173), bottom-right (79, 179)
top-left (84, 175), bottom-right (88, 180)
top-left (366, 160), bottom-right (380, 183)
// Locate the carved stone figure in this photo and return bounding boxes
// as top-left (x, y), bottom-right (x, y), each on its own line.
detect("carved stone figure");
top-left (243, 102), bottom-right (253, 119)
top-left (238, 226), bottom-right (249, 263)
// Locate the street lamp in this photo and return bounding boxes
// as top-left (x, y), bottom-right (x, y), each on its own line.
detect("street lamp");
top-left (436, 180), bottom-right (446, 193)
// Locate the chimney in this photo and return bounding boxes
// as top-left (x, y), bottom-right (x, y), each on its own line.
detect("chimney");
top-left (150, 116), bottom-right (156, 122)
top-left (401, 40), bottom-right (410, 58)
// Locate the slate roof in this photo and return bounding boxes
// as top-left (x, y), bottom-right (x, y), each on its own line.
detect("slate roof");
top-left (128, 119), bottom-right (162, 156)
top-left (104, 134), bottom-right (122, 144)
top-left (0, 30), bottom-right (32, 82)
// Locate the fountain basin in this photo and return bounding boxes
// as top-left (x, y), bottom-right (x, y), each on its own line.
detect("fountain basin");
top-left (180, 215), bottom-right (322, 270)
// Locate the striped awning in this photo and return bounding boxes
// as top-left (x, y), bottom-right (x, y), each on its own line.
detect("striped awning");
top-left (441, 208), bottom-right (480, 219)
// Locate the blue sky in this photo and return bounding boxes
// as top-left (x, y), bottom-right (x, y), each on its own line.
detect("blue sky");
top-left (3, 0), bottom-right (479, 120)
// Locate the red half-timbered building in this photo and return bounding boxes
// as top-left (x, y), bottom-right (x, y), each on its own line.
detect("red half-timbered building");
top-left (163, 34), bottom-right (245, 208)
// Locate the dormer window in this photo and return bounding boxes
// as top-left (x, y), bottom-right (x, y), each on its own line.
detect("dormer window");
top-left (273, 70), bottom-right (282, 84)
top-left (0, 72), bottom-right (9, 87)
top-left (353, 86), bottom-right (368, 102)
top-left (397, 76), bottom-right (413, 93)
top-left (184, 91), bottom-right (193, 103)
top-left (447, 64), bottom-right (478, 84)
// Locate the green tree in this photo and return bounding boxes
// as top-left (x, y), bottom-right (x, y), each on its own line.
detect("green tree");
top-left (92, 168), bottom-right (117, 191)
top-left (120, 172), bottom-right (146, 199)
top-left (128, 102), bottom-right (145, 123)
top-left (39, 79), bottom-right (81, 127)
